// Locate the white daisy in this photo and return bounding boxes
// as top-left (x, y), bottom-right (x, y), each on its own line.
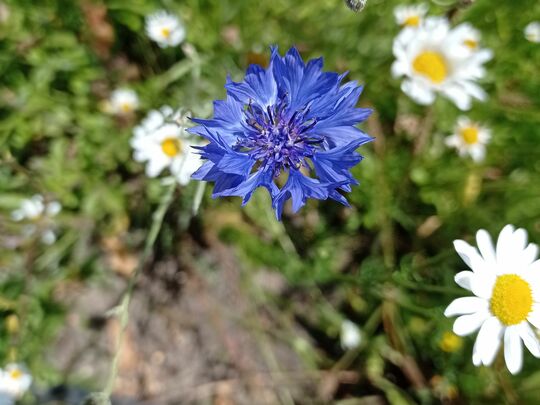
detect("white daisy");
top-left (131, 107), bottom-right (201, 185)
top-left (11, 195), bottom-right (61, 244)
top-left (524, 21), bottom-right (540, 43)
top-left (445, 117), bottom-right (491, 162)
top-left (0, 393), bottom-right (13, 405)
top-left (0, 364), bottom-right (32, 399)
top-left (444, 225), bottom-right (540, 374)
top-left (145, 10), bottom-right (186, 48)
top-left (392, 17), bottom-right (492, 110)
top-left (447, 23), bottom-right (485, 57)
top-left (106, 88), bottom-right (139, 115)
top-left (393, 4), bottom-right (428, 28)
top-left (340, 320), bottom-right (362, 350)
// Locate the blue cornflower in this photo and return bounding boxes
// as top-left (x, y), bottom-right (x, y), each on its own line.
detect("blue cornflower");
top-left (190, 47), bottom-right (373, 219)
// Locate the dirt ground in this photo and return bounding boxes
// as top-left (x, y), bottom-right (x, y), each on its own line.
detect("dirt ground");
top-left (48, 235), bottom-right (320, 405)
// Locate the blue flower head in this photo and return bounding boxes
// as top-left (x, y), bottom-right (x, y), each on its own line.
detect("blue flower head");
top-left (190, 47), bottom-right (373, 219)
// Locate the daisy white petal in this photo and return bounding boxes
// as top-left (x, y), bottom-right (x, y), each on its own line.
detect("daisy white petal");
top-left (524, 22), bottom-right (540, 43)
top-left (469, 145), bottom-right (485, 162)
top-left (455, 270), bottom-right (474, 290)
top-left (522, 244), bottom-right (539, 267)
top-left (496, 225), bottom-right (520, 267)
top-left (340, 320), bottom-right (362, 350)
top-left (145, 155), bottom-right (170, 177)
top-left (444, 134), bottom-right (460, 148)
top-left (518, 323), bottom-right (540, 358)
top-left (442, 84), bottom-right (472, 111)
top-left (46, 201), bottom-right (62, 217)
top-left (473, 316), bottom-right (502, 366)
top-left (504, 327), bottom-right (523, 375)
top-left (453, 311), bottom-right (489, 336)
top-left (512, 228), bottom-right (528, 251)
top-left (41, 229), bottom-right (57, 245)
top-left (400, 79), bottom-right (435, 105)
top-left (173, 149), bottom-right (202, 186)
top-left (527, 304), bottom-right (540, 329)
top-left (476, 229), bottom-right (496, 263)
top-left (453, 240), bottom-right (485, 272)
top-left (529, 260), bottom-right (540, 272)
top-left (444, 297), bottom-right (487, 317)
top-left (11, 209), bottom-right (24, 222)
top-left (470, 272), bottom-right (496, 300)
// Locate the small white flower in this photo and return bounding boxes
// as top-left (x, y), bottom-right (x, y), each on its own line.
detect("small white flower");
top-left (131, 107), bottom-right (201, 185)
top-left (11, 195), bottom-right (44, 221)
top-left (0, 364), bottom-right (32, 399)
top-left (11, 195), bottom-right (61, 222)
top-left (145, 10), bottom-right (186, 48)
top-left (393, 4), bottom-right (428, 27)
top-left (11, 195), bottom-right (61, 244)
top-left (524, 22), bottom-right (540, 43)
top-left (447, 23), bottom-right (484, 57)
top-left (41, 229), bottom-right (57, 245)
top-left (106, 89), bottom-right (139, 115)
top-left (445, 117), bottom-right (491, 162)
top-left (444, 225), bottom-right (540, 374)
top-left (340, 320), bottom-right (362, 350)
top-left (392, 17), bottom-right (492, 110)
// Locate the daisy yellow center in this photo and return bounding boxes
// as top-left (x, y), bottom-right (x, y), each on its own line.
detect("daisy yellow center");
top-left (412, 51), bottom-right (448, 84)
top-left (9, 369), bottom-right (22, 380)
top-left (460, 126), bottom-right (479, 145)
top-left (161, 27), bottom-right (171, 38)
top-left (161, 138), bottom-right (181, 157)
top-left (120, 103), bottom-right (132, 113)
top-left (403, 15), bottom-right (420, 27)
top-left (464, 39), bottom-right (478, 49)
top-left (490, 274), bottom-right (533, 326)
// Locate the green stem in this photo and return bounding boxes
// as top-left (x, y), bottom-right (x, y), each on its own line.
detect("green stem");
top-left (192, 181), bottom-right (206, 216)
top-left (102, 181), bottom-right (176, 398)
top-left (392, 275), bottom-right (464, 295)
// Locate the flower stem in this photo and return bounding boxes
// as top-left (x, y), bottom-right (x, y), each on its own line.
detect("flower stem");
top-left (192, 180), bottom-right (206, 216)
top-left (392, 274), bottom-right (464, 295)
top-left (101, 181), bottom-right (176, 398)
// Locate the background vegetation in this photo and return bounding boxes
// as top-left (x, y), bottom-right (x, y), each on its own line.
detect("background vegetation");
top-left (1, 0), bottom-right (540, 403)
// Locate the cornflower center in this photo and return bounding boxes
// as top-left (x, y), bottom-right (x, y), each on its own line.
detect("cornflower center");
top-left (403, 15), bottom-right (420, 27)
top-left (236, 98), bottom-right (321, 177)
top-left (460, 126), bottom-right (479, 145)
top-left (161, 138), bottom-right (181, 157)
top-left (412, 51), bottom-right (448, 84)
top-left (490, 274), bottom-right (533, 326)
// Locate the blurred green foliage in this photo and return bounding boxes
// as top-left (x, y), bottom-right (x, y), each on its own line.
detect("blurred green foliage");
top-left (1, 0), bottom-right (540, 403)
